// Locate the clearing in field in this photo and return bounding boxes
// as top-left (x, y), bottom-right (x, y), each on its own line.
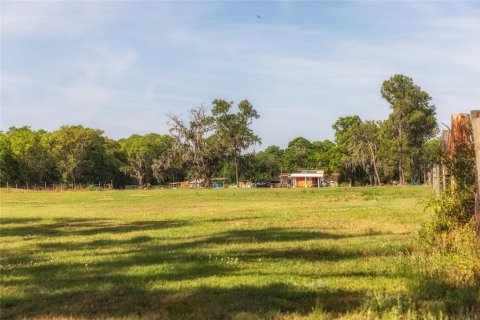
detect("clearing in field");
top-left (2, 187), bottom-right (431, 319)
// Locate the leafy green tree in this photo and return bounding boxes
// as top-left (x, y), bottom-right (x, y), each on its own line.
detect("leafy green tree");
top-left (422, 137), bottom-right (442, 181)
top-left (220, 146), bottom-right (284, 182)
top-left (283, 137), bottom-right (316, 172)
top-left (51, 125), bottom-right (124, 185)
top-left (381, 74), bottom-right (438, 184)
top-left (347, 121), bottom-right (382, 185)
top-left (119, 133), bottom-right (173, 186)
top-left (252, 145), bottom-right (284, 180)
top-left (311, 139), bottom-right (336, 173)
top-left (104, 138), bottom-right (129, 187)
top-left (6, 126), bottom-right (56, 186)
top-left (211, 99), bottom-right (261, 186)
top-left (0, 131), bottom-right (17, 185)
top-left (332, 116), bottom-right (365, 184)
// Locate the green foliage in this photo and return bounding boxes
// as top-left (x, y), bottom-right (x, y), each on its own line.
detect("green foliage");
top-left (0, 131), bottom-right (17, 184)
top-left (332, 116), bottom-right (376, 185)
top-left (421, 117), bottom-right (475, 239)
top-left (167, 106), bottom-right (223, 185)
top-left (381, 74), bottom-right (438, 184)
top-left (239, 146), bottom-right (284, 182)
top-left (0, 126), bottom-right (129, 187)
top-left (119, 133), bottom-right (173, 186)
top-left (409, 222), bottom-right (480, 315)
top-left (211, 99), bottom-right (261, 185)
top-left (423, 188), bottom-right (475, 234)
top-left (443, 139), bottom-right (476, 192)
top-left (5, 126), bottom-right (57, 185)
top-left (414, 115), bottom-right (479, 319)
top-left (85, 184), bottom-right (99, 191)
top-left (0, 75), bottom-right (443, 188)
top-left (312, 139), bottom-right (336, 173)
top-left (255, 145), bottom-right (284, 179)
top-left (51, 125), bottom-right (123, 185)
top-left (422, 137), bottom-right (442, 173)
top-left (283, 137), bottom-right (316, 172)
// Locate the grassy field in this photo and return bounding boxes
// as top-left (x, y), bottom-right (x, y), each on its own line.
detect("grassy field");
top-left (0, 186), bottom-right (472, 319)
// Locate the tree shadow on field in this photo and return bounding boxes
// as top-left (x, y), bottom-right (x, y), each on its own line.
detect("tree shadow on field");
top-left (29, 227), bottom-right (389, 259)
top-left (1, 220), bottom-right (398, 319)
top-left (140, 227), bottom-right (383, 251)
top-left (0, 218), bottom-right (43, 224)
top-left (161, 283), bottom-right (364, 319)
top-left (0, 217), bottom-right (188, 238)
top-left (2, 279), bottom-right (364, 319)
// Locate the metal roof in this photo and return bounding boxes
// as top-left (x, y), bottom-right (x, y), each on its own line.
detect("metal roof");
top-left (289, 172), bottom-right (324, 178)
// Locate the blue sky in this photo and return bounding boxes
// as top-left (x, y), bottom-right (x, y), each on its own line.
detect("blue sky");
top-left (1, 1), bottom-right (479, 148)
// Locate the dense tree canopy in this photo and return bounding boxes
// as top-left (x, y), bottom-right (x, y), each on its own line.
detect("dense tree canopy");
top-left (283, 137), bottom-right (316, 172)
top-left (0, 76), bottom-right (441, 188)
top-left (119, 133), bottom-right (173, 186)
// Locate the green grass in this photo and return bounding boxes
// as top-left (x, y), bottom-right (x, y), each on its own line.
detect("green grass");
top-left (0, 186), bottom-right (475, 319)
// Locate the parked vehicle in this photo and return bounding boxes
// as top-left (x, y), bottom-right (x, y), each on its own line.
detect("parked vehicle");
top-left (254, 180), bottom-right (271, 188)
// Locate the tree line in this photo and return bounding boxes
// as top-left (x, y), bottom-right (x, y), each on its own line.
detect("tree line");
top-left (0, 74), bottom-right (440, 188)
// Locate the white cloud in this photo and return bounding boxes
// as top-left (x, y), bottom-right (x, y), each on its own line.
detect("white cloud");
top-left (1, 1), bottom-right (479, 145)
top-left (57, 45), bottom-right (138, 83)
top-left (1, 1), bottom-right (119, 37)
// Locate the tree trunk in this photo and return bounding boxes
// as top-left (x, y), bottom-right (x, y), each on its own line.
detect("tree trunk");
top-left (136, 171), bottom-right (144, 187)
top-left (367, 141), bottom-right (381, 186)
top-left (398, 125), bottom-right (405, 185)
top-left (234, 155), bottom-right (240, 187)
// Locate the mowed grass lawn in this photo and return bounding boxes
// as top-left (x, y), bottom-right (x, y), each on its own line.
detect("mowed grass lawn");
top-left (1, 186), bottom-right (431, 319)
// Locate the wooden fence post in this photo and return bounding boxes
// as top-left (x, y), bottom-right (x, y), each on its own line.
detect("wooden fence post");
top-left (432, 165), bottom-right (441, 193)
top-left (450, 113), bottom-right (471, 190)
top-left (441, 130), bottom-right (451, 191)
top-left (470, 110), bottom-right (480, 246)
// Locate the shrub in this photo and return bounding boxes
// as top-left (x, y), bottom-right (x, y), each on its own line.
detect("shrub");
top-left (85, 184), bottom-right (99, 191)
top-left (409, 222), bottom-right (480, 316)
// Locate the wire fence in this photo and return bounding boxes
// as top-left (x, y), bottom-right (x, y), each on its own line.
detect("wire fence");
top-left (1, 180), bottom-right (332, 191)
top-left (1, 182), bottom-right (114, 191)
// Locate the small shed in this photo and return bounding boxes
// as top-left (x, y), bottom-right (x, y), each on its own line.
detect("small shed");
top-left (289, 170), bottom-right (324, 188)
top-left (169, 182), bottom-right (181, 189)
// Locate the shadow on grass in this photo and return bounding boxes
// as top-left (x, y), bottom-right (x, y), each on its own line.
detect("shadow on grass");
top-left (1, 219), bottom-right (403, 319)
top-left (0, 218), bottom-right (43, 224)
top-left (0, 218), bottom-right (189, 237)
top-left (30, 227), bottom-right (393, 256)
top-left (1, 281), bottom-right (364, 319)
top-left (164, 283), bottom-right (363, 319)
top-left (406, 272), bottom-right (480, 315)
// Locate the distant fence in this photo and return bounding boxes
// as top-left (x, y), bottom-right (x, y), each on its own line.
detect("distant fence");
top-left (1, 182), bottom-right (114, 191)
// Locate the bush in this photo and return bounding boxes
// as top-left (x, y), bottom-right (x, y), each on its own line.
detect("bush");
top-left (425, 188), bottom-right (475, 224)
top-left (409, 221), bottom-right (480, 316)
top-left (85, 184), bottom-right (99, 191)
